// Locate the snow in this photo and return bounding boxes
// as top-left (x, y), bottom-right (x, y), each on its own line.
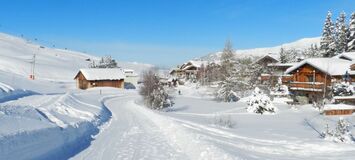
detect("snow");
top-left (324, 104), bottom-right (355, 110)
top-left (77, 68), bottom-right (125, 81)
top-left (267, 62), bottom-right (297, 67)
top-left (1, 32), bottom-right (355, 159)
top-left (285, 58), bottom-right (354, 76)
top-left (334, 52), bottom-right (355, 61)
top-left (0, 32), bottom-right (152, 82)
top-left (200, 37), bottom-right (320, 61)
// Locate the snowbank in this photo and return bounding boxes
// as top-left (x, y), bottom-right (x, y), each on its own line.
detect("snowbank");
top-left (0, 91), bottom-right (113, 160)
top-left (0, 82), bottom-right (36, 103)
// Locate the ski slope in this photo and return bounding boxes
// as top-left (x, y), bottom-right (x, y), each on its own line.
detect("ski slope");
top-left (0, 32), bottom-right (152, 82)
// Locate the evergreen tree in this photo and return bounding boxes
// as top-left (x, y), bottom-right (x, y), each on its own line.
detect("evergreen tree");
top-left (220, 39), bottom-right (236, 79)
top-left (279, 47), bottom-right (287, 63)
top-left (335, 12), bottom-right (348, 54)
top-left (320, 11), bottom-right (336, 57)
top-left (303, 44), bottom-right (321, 58)
top-left (279, 48), bottom-right (298, 63)
top-left (348, 12), bottom-right (355, 51)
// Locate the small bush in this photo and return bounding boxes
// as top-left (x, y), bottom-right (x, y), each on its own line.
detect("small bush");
top-left (213, 114), bottom-right (235, 128)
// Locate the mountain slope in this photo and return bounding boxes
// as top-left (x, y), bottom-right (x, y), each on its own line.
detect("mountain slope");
top-left (0, 32), bottom-right (152, 82)
top-left (200, 37), bottom-right (321, 61)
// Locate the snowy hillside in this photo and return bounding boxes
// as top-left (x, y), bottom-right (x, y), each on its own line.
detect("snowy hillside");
top-left (200, 37), bottom-right (321, 61)
top-left (0, 32), bottom-right (152, 82)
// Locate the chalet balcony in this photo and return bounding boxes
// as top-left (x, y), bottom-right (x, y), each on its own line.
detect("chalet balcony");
top-left (289, 81), bottom-right (325, 92)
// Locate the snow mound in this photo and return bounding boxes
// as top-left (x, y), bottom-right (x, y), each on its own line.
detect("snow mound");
top-left (0, 91), bottom-right (113, 160)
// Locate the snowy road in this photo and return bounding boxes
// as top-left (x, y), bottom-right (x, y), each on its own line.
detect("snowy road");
top-left (70, 91), bottom-right (355, 160)
top-left (71, 93), bottom-right (188, 160)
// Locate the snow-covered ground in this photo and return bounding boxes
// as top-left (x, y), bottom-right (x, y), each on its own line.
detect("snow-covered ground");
top-left (1, 32), bottom-right (354, 159)
top-left (73, 85), bottom-right (354, 160)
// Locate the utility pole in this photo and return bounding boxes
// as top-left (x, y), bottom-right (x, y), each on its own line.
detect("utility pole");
top-left (30, 53), bottom-right (36, 80)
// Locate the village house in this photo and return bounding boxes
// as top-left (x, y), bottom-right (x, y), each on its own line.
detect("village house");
top-left (123, 69), bottom-right (139, 87)
top-left (170, 60), bottom-right (208, 79)
top-left (253, 54), bottom-right (280, 84)
top-left (285, 58), bottom-right (355, 103)
top-left (74, 68), bottom-right (125, 89)
top-left (264, 62), bottom-right (295, 85)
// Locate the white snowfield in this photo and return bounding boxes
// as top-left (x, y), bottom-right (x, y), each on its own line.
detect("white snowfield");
top-left (0, 32), bottom-right (152, 81)
top-left (1, 32), bottom-right (355, 159)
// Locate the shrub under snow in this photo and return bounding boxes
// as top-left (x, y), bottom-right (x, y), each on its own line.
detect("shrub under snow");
top-left (212, 114), bottom-right (235, 128)
top-left (332, 82), bottom-right (354, 97)
top-left (247, 87), bottom-right (277, 114)
top-left (322, 118), bottom-right (354, 143)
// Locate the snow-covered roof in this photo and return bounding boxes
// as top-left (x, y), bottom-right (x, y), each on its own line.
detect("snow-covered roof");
top-left (253, 54), bottom-right (279, 65)
top-left (285, 58), bottom-right (355, 76)
top-left (123, 69), bottom-right (138, 76)
top-left (76, 68), bottom-right (125, 80)
top-left (324, 104), bottom-right (355, 110)
top-left (267, 62), bottom-right (297, 67)
top-left (333, 52), bottom-right (355, 61)
top-left (180, 60), bottom-right (208, 70)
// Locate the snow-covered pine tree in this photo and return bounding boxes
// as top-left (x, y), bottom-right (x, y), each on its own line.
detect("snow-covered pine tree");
top-left (90, 55), bottom-right (118, 68)
top-left (306, 44), bottom-right (322, 58)
top-left (246, 87), bottom-right (277, 114)
top-left (279, 47), bottom-right (287, 63)
top-left (220, 39), bottom-right (236, 79)
top-left (335, 12), bottom-right (348, 54)
top-left (139, 70), bottom-right (173, 109)
top-left (348, 12), bottom-right (355, 51)
top-left (323, 118), bottom-right (354, 143)
top-left (215, 75), bottom-right (240, 102)
top-left (320, 11), bottom-right (336, 57)
top-left (279, 48), bottom-right (298, 63)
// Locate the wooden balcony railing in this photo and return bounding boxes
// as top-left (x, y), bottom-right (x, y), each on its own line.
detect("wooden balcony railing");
top-left (289, 82), bottom-right (325, 92)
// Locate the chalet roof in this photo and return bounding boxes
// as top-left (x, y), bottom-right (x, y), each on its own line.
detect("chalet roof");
top-left (75, 68), bottom-right (125, 80)
top-left (285, 58), bottom-right (355, 76)
top-left (180, 60), bottom-right (208, 70)
top-left (123, 69), bottom-right (138, 77)
top-left (253, 54), bottom-right (279, 65)
top-left (324, 104), bottom-right (355, 110)
top-left (267, 62), bottom-right (297, 67)
top-left (333, 52), bottom-right (355, 61)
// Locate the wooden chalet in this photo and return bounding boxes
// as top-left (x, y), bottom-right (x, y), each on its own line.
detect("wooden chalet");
top-left (170, 60), bottom-right (209, 79)
top-left (253, 54), bottom-right (279, 67)
top-left (74, 68), bottom-right (125, 89)
top-left (262, 62), bottom-right (296, 85)
top-left (285, 58), bottom-right (355, 103)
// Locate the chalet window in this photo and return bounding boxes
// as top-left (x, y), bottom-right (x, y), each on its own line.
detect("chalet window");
top-left (306, 75), bottom-right (314, 82)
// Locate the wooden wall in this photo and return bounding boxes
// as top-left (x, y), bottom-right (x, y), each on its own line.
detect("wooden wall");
top-left (75, 72), bottom-right (124, 90)
top-left (325, 109), bottom-right (354, 115)
top-left (291, 64), bottom-right (331, 85)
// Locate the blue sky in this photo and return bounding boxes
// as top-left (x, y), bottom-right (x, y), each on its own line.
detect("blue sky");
top-left (0, 0), bottom-right (354, 67)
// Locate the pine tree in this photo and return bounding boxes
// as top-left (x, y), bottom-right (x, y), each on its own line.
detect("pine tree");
top-left (348, 12), bottom-right (355, 51)
top-left (320, 11), bottom-right (336, 57)
top-left (220, 39), bottom-right (236, 79)
top-left (335, 12), bottom-right (348, 54)
top-left (279, 47), bottom-right (287, 63)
